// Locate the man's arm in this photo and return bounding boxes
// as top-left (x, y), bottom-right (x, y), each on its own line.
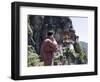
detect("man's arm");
top-left (47, 39), bottom-right (58, 52)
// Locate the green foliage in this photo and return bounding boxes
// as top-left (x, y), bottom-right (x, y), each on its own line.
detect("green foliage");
top-left (64, 48), bottom-right (73, 56)
top-left (28, 45), bottom-right (40, 66)
top-left (74, 42), bottom-right (87, 64)
top-left (74, 42), bottom-right (81, 53)
top-left (53, 48), bottom-right (75, 65)
top-left (64, 48), bottom-right (75, 64)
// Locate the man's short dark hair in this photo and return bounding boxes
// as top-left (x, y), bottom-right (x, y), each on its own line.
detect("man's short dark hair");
top-left (47, 30), bottom-right (54, 36)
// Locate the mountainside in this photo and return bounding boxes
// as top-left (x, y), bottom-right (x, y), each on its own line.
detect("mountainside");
top-left (80, 41), bottom-right (88, 55)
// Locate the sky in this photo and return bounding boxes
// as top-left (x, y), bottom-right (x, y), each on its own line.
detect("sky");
top-left (70, 17), bottom-right (88, 43)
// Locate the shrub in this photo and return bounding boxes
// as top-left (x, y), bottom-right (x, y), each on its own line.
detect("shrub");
top-left (28, 45), bottom-right (40, 66)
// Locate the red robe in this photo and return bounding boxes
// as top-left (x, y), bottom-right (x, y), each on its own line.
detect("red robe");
top-left (40, 38), bottom-right (58, 66)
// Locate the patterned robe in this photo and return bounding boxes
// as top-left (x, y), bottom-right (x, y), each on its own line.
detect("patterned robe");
top-left (40, 38), bottom-right (58, 66)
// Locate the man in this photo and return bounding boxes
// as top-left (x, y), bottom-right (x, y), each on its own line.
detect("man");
top-left (40, 31), bottom-right (58, 66)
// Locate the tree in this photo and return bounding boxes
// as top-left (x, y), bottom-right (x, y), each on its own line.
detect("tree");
top-left (74, 42), bottom-right (86, 64)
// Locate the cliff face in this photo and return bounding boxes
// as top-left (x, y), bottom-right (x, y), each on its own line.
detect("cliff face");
top-left (28, 15), bottom-right (88, 66)
top-left (28, 15), bottom-right (77, 53)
